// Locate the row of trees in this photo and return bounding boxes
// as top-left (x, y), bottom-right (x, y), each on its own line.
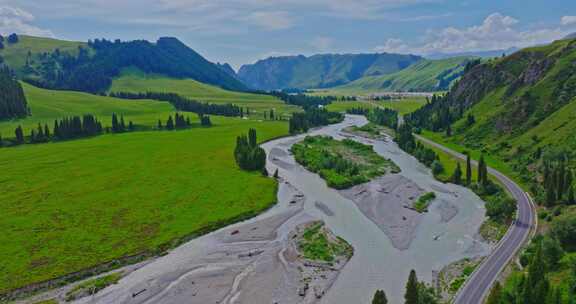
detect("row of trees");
top-left (404, 94), bottom-right (464, 133)
top-left (487, 235), bottom-right (568, 304)
top-left (288, 108), bottom-right (344, 134)
top-left (2, 112), bottom-right (211, 147)
top-left (0, 66), bottom-right (29, 119)
top-left (270, 91), bottom-right (336, 108)
top-left (368, 108), bottom-right (399, 130)
top-left (234, 129), bottom-right (266, 171)
top-left (109, 91), bottom-right (243, 117)
top-left (542, 158), bottom-right (575, 207)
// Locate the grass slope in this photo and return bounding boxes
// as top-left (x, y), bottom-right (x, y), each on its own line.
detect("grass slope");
top-left (0, 82), bottom-right (172, 136)
top-left (0, 85), bottom-right (288, 292)
top-left (0, 35), bottom-right (85, 76)
top-left (333, 57), bottom-right (473, 94)
top-left (110, 68), bottom-right (299, 117)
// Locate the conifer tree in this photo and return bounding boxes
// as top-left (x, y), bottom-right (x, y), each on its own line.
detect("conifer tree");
top-left (405, 270), bottom-right (419, 304)
top-left (14, 125), bottom-right (24, 143)
top-left (466, 153), bottom-right (472, 185)
top-left (166, 116), bottom-right (174, 130)
top-left (157, 119), bottom-right (163, 129)
top-left (372, 290), bottom-right (388, 304)
top-left (486, 282), bottom-right (502, 304)
top-left (452, 163), bottom-right (463, 185)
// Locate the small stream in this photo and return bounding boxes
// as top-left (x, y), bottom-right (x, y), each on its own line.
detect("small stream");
top-left (261, 114), bottom-right (490, 303)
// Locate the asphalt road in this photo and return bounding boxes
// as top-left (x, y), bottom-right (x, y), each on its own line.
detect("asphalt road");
top-left (415, 135), bottom-right (536, 304)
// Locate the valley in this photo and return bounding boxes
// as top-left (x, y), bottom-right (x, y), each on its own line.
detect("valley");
top-left (0, 7), bottom-right (575, 303)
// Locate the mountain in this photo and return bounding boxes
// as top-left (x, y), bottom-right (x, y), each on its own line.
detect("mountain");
top-left (334, 57), bottom-right (476, 93)
top-left (237, 53), bottom-right (422, 90)
top-left (425, 48), bottom-right (518, 60)
top-left (564, 32), bottom-right (576, 40)
top-left (0, 35), bottom-right (246, 93)
top-left (216, 62), bottom-right (237, 78)
top-left (408, 37), bottom-right (576, 184)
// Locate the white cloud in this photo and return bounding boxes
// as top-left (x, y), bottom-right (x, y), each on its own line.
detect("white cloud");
top-left (562, 16), bottom-right (576, 26)
top-left (376, 13), bottom-right (576, 55)
top-left (0, 6), bottom-right (54, 37)
top-left (244, 11), bottom-right (293, 30)
top-left (309, 36), bottom-right (334, 51)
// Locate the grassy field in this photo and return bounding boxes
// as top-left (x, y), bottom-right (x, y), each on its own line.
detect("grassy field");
top-left (110, 68), bottom-right (299, 117)
top-left (0, 83), bottom-right (174, 137)
top-left (325, 98), bottom-right (426, 115)
top-left (0, 85), bottom-right (290, 292)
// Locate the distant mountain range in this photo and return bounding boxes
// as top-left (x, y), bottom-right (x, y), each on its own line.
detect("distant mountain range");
top-left (237, 53), bottom-right (422, 91)
top-left (334, 56), bottom-right (476, 93)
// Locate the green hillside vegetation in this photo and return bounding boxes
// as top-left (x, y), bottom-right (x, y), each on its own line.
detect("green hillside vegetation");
top-left (110, 68), bottom-right (299, 117)
top-left (238, 53), bottom-right (422, 90)
top-left (0, 85), bottom-right (288, 293)
top-left (1, 35), bottom-right (246, 93)
top-left (0, 35), bottom-right (85, 76)
top-left (291, 135), bottom-right (399, 189)
top-left (334, 57), bottom-right (475, 93)
top-left (405, 37), bottom-right (576, 301)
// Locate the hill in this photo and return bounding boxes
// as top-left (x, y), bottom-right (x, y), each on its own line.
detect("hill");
top-left (404, 37), bottom-right (576, 303)
top-left (0, 35), bottom-right (246, 93)
top-left (0, 83), bottom-right (287, 294)
top-left (334, 57), bottom-right (476, 93)
top-left (237, 53), bottom-right (422, 90)
top-left (109, 67), bottom-right (299, 117)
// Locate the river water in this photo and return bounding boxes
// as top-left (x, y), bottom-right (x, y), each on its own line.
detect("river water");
top-left (261, 114), bottom-right (490, 303)
top-left (72, 114), bottom-right (490, 304)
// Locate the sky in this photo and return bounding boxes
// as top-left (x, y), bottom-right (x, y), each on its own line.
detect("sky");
top-left (0, 0), bottom-right (575, 69)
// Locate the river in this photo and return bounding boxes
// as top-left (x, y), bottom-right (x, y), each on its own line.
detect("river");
top-left (73, 115), bottom-right (490, 304)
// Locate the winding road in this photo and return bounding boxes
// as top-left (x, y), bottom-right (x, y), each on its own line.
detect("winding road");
top-left (415, 135), bottom-right (537, 304)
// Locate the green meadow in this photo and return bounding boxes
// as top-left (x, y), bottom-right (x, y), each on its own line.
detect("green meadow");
top-left (326, 98), bottom-right (426, 115)
top-left (110, 68), bottom-right (300, 117)
top-left (0, 85), bottom-right (289, 292)
top-left (0, 82), bottom-right (173, 136)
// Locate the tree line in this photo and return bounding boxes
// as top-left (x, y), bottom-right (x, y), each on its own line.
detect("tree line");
top-left (0, 65), bottom-right (29, 119)
top-left (109, 91), bottom-right (243, 117)
top-left (270, 91), bottom-right (337, 108)
top-left (234, 128), bottom-right (266, 172)
top-left (1, 112), bottom-right (210, 147)
top-left (288, 108), bottom-right (344, 134)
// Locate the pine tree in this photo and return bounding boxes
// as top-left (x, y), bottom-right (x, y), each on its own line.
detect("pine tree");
top-left (112, 113), bottom-right (119, 132)
top-left (372, 289), bottom-right (388, 304)
top-left (486, 282), bottom-right (502, 304)
top-left (466, 154), bottom-right (472, 185)
top-left (14, 125), bottom-right (24, 144)
top-left (248, 128), bottom-right (257, 147)
top-left (405, 270), bottom-right (419, 304)
top-left (166, 116), bottom-right (174, 130)
top-left (157, 119), bottom-right (163, 129)
top-left (452, 163), bottom-right (463, 185)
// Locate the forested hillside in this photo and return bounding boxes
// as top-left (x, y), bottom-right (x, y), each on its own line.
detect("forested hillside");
top-left (238, 53), bottom-right (422, 90)
top-left (335, 57), bottom-right (476, 93)
top-left (0, 66), bottom-right (28, 119)
top-left (0, 35), bottom-right (246, 93)
top-left (407, 37), bottom-right (576, 302)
